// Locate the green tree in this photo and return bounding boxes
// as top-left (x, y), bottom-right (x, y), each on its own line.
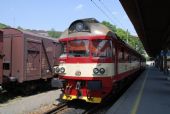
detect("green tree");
top-left (102, 21), bottom-right (145, 55)
top-left (0, 23), bottom-right (9, 28)
top-left (115, 28), bottom-right (130, 42)
top-left (17, 26), bottom-right (23, 30)
top-left (102, 21), bottom-right (116, 32)
top-left (48, 28), bottom-right (61, 38)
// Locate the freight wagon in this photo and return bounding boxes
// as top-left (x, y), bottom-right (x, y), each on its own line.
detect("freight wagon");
top-left (0, 30), bottom-right (3, 90)
top-left (0, 28), bottom-right (61, 92)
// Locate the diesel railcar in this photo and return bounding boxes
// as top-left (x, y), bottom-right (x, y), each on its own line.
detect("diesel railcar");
top-left (52, 18), bottom-right (145, 103)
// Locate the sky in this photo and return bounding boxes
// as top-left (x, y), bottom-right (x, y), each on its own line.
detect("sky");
top-left (0, 0), bottom-right (137, 35)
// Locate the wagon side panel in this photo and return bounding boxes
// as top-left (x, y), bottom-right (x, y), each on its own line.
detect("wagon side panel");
top-left (41, 39), bottom-right (55, 78)
top-left (11, 34), bottom-right (24, 83)
top-left (2, 28), bottom-right (24, 83)
top-left (3, 34), bottom-right (12, 80)
top-left (54, 42), bottom-right (62, 66)
top-left (0, 31), bottom-right (3, 84)
top-left (25, 38), bottom-right (41, 81)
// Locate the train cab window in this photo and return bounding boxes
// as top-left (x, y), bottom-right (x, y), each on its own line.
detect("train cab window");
top-left (91, 40), bottom-right (112, 57)
top-left (68, 39), bottom-right (89, 57)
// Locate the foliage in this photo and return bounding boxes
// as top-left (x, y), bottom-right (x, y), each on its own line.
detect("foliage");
top-left (17, 26), bottom-right (23, 30)
top-left (0, 23), bottom-right (9, 29)
top-left (102, 21), bottom-right (145, 55)
top-left (102, 21), bottom-right (116, 32)
top-left (115, 28), bottom-right (130, 42)
top-left (48, 28), bottom-right (61, 38)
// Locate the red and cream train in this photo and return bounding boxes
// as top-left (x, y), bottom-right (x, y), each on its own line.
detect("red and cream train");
top-left (52, 18), bottom-right (145, 103)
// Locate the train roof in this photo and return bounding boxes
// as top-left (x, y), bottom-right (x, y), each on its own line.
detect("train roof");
top-left (59, 18), bottom-right (117, 39)
top-left (59, 18), bottom-right (145, 60)
top-left (1, 28), bottom-right (59, 42)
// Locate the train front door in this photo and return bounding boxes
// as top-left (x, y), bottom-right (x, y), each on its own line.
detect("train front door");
top-left (26, 40), bottom-right (41, 80)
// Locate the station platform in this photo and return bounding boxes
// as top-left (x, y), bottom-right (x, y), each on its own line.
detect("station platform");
top-left (106, 66), bottom-right (170, 114)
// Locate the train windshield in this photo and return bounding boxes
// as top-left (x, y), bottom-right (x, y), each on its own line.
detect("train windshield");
top-left (91, 39), bottom-right (112, 57)
top-left (68, 40), bottom-right (89, 57)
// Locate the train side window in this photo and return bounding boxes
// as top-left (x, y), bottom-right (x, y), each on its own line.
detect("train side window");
top-left (128, 55), bottom-right (131, 63)
top-left (118, 49), bottom-right (122, 61)
top-left (121, 48), bottom-right (125, 61)
top-left (3, 63), bottom-right (10, 70)
top-left (112, 44), bottom-right (115, 58)
top-left (125, 51), bottom-right (128, 62)
top-left (118, 47), bottom-right (124, 62)
top-left (131, 56), bottom-right (134, 62)
top-left (122, 48), bottom-right (124, 61)
top-left (132, 56), bottom-right (135, 62)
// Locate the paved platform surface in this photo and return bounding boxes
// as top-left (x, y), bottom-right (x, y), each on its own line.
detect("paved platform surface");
top-left (0, 90), bottom-right (61, 114)
top-left (107, 66), bottom-right (170, 114)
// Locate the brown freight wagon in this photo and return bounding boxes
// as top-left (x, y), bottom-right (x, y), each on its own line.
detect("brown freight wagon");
top-left (1, 28), bottom-right (61, 89)
top-left (0, 30), bottom-right (3, 89)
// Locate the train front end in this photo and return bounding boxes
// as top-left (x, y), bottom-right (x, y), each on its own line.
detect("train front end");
top-left (53, 18), bottom-right (115, 103)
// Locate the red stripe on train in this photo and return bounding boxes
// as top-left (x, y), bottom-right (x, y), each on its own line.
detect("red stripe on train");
top-left (59, 57), bottom-right (114, 63)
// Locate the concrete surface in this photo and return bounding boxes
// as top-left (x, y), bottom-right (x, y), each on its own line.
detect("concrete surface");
top-left (0, 90), bottom-right (62, 114)
top-left (106, 67), bottom-right (170, 114)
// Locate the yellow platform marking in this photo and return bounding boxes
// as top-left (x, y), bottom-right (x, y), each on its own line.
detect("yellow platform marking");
top-left (131, 69), bottom-right (149, 114)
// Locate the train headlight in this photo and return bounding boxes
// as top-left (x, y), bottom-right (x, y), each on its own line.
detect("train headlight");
top-left (46, 69), bottom-right (50, 73)
top-left (93, 68), bottom-right (99, 74)
top-left (60, 67), bottom-right (65, 73)
top-left (99, 68), bottom-right (105, 74)
top-left (75, 71), bottom-right (81, 76)
top-left (75, 22), bottom-right (84, 32)
top-left (53, 66), bottom-right (60, 74)
top-left (55, 67), bottom-right (60, 73)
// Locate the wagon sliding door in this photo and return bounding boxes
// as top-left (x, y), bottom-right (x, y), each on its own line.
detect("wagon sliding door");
top-left (26, 40), bottom-right (41, 80)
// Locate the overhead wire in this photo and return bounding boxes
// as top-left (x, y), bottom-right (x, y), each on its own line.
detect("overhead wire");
top-left (99, 0), bottom-right (127, 29)
top-left (90, 0), bottom-right (128, 31)
top-left (90, 0), bottom-right (117, 25)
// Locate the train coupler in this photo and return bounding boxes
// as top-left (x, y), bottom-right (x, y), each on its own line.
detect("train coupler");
top-left (51, 78), bottom-right (65, 88)
top-left (75, 81), bottom-right (83, 98)
top-left (65, 84), bottom-right (72, 98)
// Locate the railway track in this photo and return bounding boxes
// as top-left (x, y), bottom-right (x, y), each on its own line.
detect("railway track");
top-left (44, 102), bottom-right (68, 114)
top-left (44, 73), bottom-right (140, 114)
top-left (43, 100), bottom-right (97, 114)
top-left (43, 95), bottom-right (115, 114)
top-left (44, 89), bottom-right (132, 114)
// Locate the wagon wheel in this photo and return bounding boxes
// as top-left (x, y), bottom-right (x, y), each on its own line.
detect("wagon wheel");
top-left (21, 82), bottom-right (37, 95)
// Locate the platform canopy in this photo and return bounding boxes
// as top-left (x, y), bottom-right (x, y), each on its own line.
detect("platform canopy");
top-left (119, 0), bottom-right (170, 57)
